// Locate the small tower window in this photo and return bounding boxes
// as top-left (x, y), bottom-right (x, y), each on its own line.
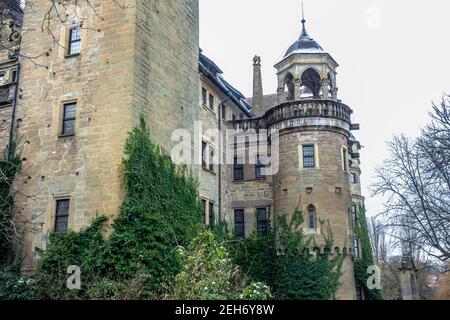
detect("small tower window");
top-left (351, 204), bottom-right (358, 222)
top-left (351, 173), bottom-right (359, 184)
top-left (307, 205), bottom-right (317, 229)
top-left (300, 68), bottom-right (321, 99)
top-left (68, 26), bottom-right (82, 55)
top-left (303, 145), bottom-right (315, 168)
top-left (354, 239), bottom-right (360, 259)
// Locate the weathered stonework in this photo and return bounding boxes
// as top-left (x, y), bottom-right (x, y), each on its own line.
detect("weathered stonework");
top-left (14, 0), bottom-right (199, 270)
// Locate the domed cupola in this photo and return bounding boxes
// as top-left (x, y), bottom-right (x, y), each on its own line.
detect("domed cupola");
top-left (274, 11), bottom-right (339, 103)
top-left (283, 17), bottom-right (324, 58)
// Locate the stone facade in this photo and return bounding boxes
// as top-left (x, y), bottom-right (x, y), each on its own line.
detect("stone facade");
top-left (4, 1), bottom-right (366, 300)
top-left (12, 0), bottom-right (199, 270)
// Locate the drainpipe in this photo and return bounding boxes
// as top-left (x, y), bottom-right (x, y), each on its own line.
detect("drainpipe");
top-left (217, 97), bottom-right (230, 223)
top-left (7, 62), bottom-right (20, 161)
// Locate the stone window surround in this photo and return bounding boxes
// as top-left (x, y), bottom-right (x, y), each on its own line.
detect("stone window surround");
top-left (200, 197), bottom-right (216, 226)
top-left (46, 195), bottom-right (75, 234)
top-left (58, 99), bottom-right (78, 138)
top-left (298, 143), bottom-right (320, 169)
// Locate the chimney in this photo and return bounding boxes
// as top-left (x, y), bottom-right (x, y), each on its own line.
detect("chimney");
top-left (252, 55), bottom-right (264, 117)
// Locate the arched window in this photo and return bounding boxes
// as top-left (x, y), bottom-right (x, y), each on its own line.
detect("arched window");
top-left (300, 68), bottom-right (321, 99)
top-left (283, 73), bottom-right (295, 101)
top-left (307, 205), bottom-right (317, 229)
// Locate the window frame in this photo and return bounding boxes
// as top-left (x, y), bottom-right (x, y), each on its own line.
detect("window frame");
top-left (209, 202), bottom-right (215, 226)
top-left (351, 204), bottom-right (358, 222)
top-left (302, 145), bottom-right (316, 168)
top-left (201, 87), bottom-right (207, 106)
top-left (234, 209), bottom-right (245, 237)
top-left (68, 25), bottom-right (82, 56)
top-left (307, 205), bottom-right (317, 230)
top-left (256, 208), bottom-right (268, 236)
top-left (234, 156), bottom-right (244, 181)
top-left (255, 155), bottom-right (266, 180)
top-left (201, 199), bottom-right (207, 225)
top-left (54, 198), bottom-right (70, 233)
top-left (354, 238), bottom-right (360, 259)
top-left (208, 93), bottom-right (214, 110)
top-left (60, 101), bottom-right (77, 137)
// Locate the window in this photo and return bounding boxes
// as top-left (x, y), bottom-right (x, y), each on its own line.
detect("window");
top-left (201, 199), bottom-right (207, 225)
top-left (351, 173), bottom-right (358, 184)
top-left (221, 105), bottom-right (226, 120)
top-left (209, 145), bottom-right (215, 172)
top-left (303, 145), bottom-right (315, 168)
top-left (61, 102), bottom-right (76, 136)
top-left (351, 205), bottom-right (357, 222)
top-left (232, 114), bottom-right (236, 122)
top-left (255, 155), bottom-right (265, 180)
top-left (209, 202), bottom-right (215, 226)
top-left (234, 209), bottom-right (245, 237)
top-left (256, 208), bottom-right (268, 236)
top-left (308, 205), bottom-right (317, 229)
top-left (342, 148), bottom-right (349, 172)
top-left (208, 93), bottom-right (214, 110)
top-left (239, 114), bottom-right (244, 120)
top-left (354, 239), bottom-right (360, 259)
top-left (0, 72), bottom-right (5, 85)
top-left (68, 26), bottom-right (82, 55)
top-left (201, 87), bottom-right (207, 106)
top-left (201, 141), bottom-right (207, 169)
top-left (55, 199), bottom-right (70, 232)
top-left (234, 156), bottom-right (244, 181)
top-left (355, 286), bottom-right (363, 300)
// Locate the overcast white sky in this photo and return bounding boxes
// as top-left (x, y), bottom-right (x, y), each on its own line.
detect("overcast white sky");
top-left (200, 0), bottom-right (450, 217)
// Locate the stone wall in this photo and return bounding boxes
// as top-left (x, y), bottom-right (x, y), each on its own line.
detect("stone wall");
top-left (15, 0), bottom-right (199, 270)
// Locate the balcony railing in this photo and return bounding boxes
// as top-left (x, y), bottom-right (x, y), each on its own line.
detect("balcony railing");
top-left (233, 99), bottom-right (353, 131)
top-left (0, 83), bottom-right (16, 106)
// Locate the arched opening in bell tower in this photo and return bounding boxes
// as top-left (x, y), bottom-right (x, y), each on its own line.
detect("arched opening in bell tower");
top-left (283, 72), bottom-right (295, 101)
top-left (300, 68), bottom-right (321, 99)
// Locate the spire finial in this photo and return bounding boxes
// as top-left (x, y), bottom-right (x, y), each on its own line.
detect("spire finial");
top-left (300, 2), bottom-right (309, 38)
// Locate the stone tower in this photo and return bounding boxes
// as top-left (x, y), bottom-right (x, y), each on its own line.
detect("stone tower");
top-left (233, 16), bottom-right (363, 300)
top-left (14, 0), bottom-right (199, 270)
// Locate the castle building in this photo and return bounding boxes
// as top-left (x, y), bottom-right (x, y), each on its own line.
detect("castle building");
top-left (1, 1), bottom-right (366, 300)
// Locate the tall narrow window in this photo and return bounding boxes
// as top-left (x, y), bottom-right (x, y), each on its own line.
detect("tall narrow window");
top-left (208, 93), bottom-right (214, 110)
top-left (256, 208), bottom-right (268, 236)
top-left (354, 239), bottom-right (360, 259)
top-left (209, 202), bottom-right (215, 226)
top-left (234, 156), bottom-right (244, 181)
top-left (232, 114), bottom-right (236, 122)
top-left (342, 148), bottom-right (349, 172)
top-left (351, 172), bottom-right (358, 184)
top-left (209, 145), bottom-right (215, 172)
top-left (201, 141), bottom-right (207, 169)
top-left (355, 286), bottom-right (363, 300)
top-left (0, 72), bottom-right (5, 85)
top-left (255, 155), bottom-right (265, 180)
top-left (68, 26), bottom-right (82, 55)
top-left (351, 204), bottom-right (357, 222)
top-left (234, 209), bottom-right (245, 237)
top-left (221, 105), bottom-right (226, 120)
top-left (55, 199), bottom-right (70, 232)
top-left (61, 102), bottom-right (76, 136)
top-left (308, 205), bottom-right (317, 229)
top-left (303, 145), bottom-right (315, 168)
top-left (201, 199), bottom-right (207, 225)
top-left (201, 87), bottom-right (207, 106)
